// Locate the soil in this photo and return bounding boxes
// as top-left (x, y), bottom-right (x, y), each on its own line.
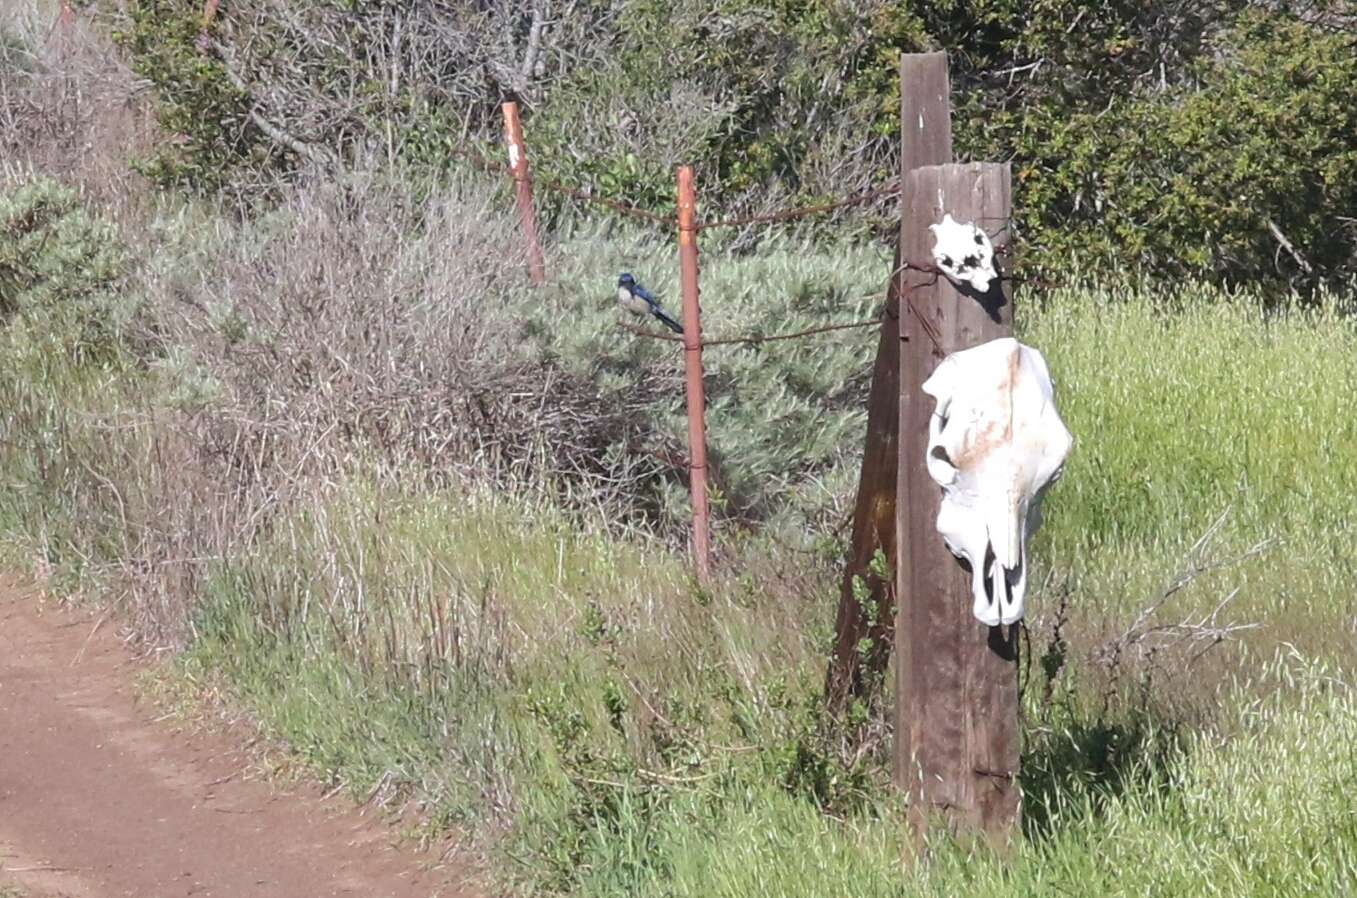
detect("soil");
top-left (0, 582), bottom-right (484, 898)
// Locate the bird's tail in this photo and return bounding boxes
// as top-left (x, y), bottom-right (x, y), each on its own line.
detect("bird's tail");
top-left (655, 309), bottom-right (684, 334)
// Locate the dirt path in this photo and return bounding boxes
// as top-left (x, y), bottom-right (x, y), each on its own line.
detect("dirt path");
top-left (0, 583), bottom-right (482, 898)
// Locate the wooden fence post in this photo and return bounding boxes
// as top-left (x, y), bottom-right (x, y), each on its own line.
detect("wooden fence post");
top-left (895, 161), bottom-right (1018, 842)
top-left (677, 166), bottom-right (712, 584)
top-left (825, 51), bottom-right (953, 712)
top-left (501, 102), bottom-right (546, 286)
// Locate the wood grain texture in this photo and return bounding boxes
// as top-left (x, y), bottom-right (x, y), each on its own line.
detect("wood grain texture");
top-left (825, 52), bottom-right (953, 712)
top-left (894, 161), bottom-right (1019, 841)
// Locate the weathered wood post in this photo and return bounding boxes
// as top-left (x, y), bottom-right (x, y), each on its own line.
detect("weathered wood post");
top-left (677, 165), bottom-right (712, 584)
top-left (895, 161), bottom-right (1018, 842)
top-left (825, 51), bottom-right (952, 713)
top-left (501, 102), bottom-right (547, 286)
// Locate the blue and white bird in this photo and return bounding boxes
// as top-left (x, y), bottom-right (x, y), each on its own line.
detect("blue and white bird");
top-left (617, 272), bottom-right (683, 334)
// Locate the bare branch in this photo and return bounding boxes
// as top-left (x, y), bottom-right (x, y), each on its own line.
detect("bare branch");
top-left (519, 1), bottom-right (548, 83)
top-left (205, 36), bottom-right (337, 167)
top-left (1265, 217), bottom-right (1315, 276)
top-left (1095, 503), bottom-right (1276, 688)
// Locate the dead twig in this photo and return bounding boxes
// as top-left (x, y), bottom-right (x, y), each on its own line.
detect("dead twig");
top-left (1265, 217), bottom-right (1314, 276)
top-left (1094, 503), bottom-right (1275, 703)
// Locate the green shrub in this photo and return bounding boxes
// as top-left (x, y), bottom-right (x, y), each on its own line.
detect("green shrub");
top-left (115, 0), bottom-right (262, 191)
top-left (996, 11), bottom-right (1357, 283)
top-left (115, 1), bottom-right (1357, 283)
top-left (0, 177), bottom-right (132, 362)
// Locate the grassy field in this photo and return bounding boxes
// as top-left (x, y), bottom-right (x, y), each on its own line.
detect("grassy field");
top-left (5, 193), bottom-right (1356, 894)
top-left (3, 5), bottom-right (1357, 894)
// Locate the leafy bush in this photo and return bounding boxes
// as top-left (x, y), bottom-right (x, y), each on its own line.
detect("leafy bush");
top-left (517, 223), bottom-right (883, 536)
top-left (998, 11), bottom-right (1357, 283)
top-left (116, 0), bottom-right (1357, 283)
top-left (0, 177), bottom-right (132, 361)
top-left (115, 0), bottom-right (261, 191)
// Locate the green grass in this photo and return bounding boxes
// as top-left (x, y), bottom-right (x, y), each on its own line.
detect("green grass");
top-left (177, 279), bottom-right (1357, 896)
top-left (180, 491), bottom-right (1357, 897)
top-left (1022, 287), bottom-right (1357, 668)
top-left (630, 664), bottom-right (1357, 898)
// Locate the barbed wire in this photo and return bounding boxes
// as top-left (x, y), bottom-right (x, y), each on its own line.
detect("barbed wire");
top-left (445, 139), bottom-right (928, 350)
top-left (443, 141), bottom-right (669, 224)
top-left (534, 178), bottom-right (673, 226)
top-left (696, 182), bottom-right (902, 231)
top-left (617, 312), bottom-right (883, 348)
top-left (445, 137), bottom-right (1045, 352)
top-left (445, 143), bottom-right (510, 177)
top-left (445, 140), bottom-right (904, 234)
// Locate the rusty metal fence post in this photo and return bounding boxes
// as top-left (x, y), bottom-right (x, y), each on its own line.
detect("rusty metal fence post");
top-left (677, 166), bottom-right (712, 584)
top-left (501, 102), bottom-right (546, 286)
top-left (48, 0), bottom-right (74, 44)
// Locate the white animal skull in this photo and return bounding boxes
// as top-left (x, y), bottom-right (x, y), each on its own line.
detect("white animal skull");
top-left (929, 214), bottom-right (997, 292)
top-left (921, 337), bottom-right (1072, 626)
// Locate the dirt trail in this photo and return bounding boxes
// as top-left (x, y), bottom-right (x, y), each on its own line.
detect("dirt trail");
top-left (0, 583), bottom-right (481, 898)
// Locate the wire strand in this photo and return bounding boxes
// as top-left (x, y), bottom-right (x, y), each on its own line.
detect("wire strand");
top-left (534, 179), bottom-right (673, 225)
top-left (696, 183), bottom-right (901, 231)
top-left (617, 314), bottom-right (883, 348)
top-left (447, 139), bottom-right (906, 235)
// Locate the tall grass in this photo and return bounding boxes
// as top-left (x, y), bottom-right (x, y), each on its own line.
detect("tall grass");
top-left (616, 657), bottom-right (1357, 898)
top-left (177, 468), bottom-right (1357, 896)
top-left (1023, 287), bottom-right (1357, 672)
top-left (168, 285), bottom-right (1357, 897)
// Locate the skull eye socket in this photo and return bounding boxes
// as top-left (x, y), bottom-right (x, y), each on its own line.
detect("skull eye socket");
top-left (974, 232), bottom-right (985, 245)
top-left (980, 543), bottom-right (997, 604)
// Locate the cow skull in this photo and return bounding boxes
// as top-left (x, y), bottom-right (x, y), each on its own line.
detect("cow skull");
top-left (921, 337), bottom-right (1072, 626)
top-left (929, 214), bottom-right (997, 293)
